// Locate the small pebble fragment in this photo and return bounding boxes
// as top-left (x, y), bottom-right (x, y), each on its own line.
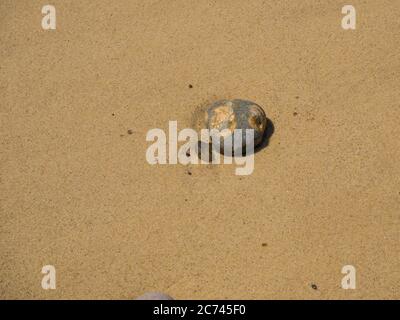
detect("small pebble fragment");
top-left (135, 292), bottom-right (174, 300)
top-left (311, 284), bottom-right (318, 290)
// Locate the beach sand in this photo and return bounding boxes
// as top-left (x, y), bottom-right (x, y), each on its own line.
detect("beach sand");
top-left (1, 0), bottom-right (399, 299)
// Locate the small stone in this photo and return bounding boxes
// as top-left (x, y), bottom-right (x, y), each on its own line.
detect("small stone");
top-left (311, 284), bottom-right (318, 290)
top-left (135, 292), bottom-right (174, 300)
top-left (204, 99), bottom-right (267, 154)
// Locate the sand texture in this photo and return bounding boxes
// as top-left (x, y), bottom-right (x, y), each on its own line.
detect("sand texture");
top-left (1, 0), bottom-right (399, 299)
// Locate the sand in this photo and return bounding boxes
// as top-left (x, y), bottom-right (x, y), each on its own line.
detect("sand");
top-left (1, 0), bottom-right (399, 299)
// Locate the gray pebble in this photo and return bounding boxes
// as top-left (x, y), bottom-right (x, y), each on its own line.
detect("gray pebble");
top-left (205, 99), bottom-right (267, 154)
top-left (135, 292), bottom-right (174, 300)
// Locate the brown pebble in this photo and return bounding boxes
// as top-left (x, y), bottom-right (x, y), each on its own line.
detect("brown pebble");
top-left (311, 284), bottom-right (318, 290)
